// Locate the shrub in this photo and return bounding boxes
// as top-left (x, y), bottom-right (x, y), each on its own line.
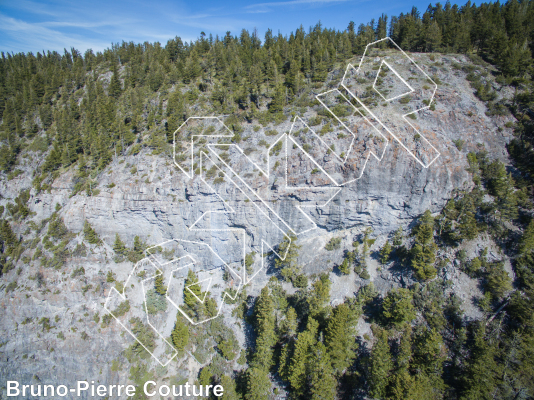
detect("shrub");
top-left (113, 300), bottom-right (130, 317)
top-left (325, 237), bottom-right (342, 251)
top-left (145, 289), bottom-right (167, 314)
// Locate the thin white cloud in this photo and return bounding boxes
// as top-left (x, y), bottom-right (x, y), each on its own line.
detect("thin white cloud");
top-left (0, 13), bottom-right (110, 53)
top-left (244, 0), bottom-right (351, 13)
top-left (168, 11), bottom-right (255, 33)
top-left (39, 20), bottom-right (133, 29)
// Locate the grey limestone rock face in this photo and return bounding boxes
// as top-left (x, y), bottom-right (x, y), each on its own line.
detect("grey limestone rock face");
top-left (0, 53), bottom-right (515, 394)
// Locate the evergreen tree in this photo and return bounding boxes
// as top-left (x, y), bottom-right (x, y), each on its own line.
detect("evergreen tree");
top-left (269, 84), bottom-right (285, 114)
top-left (284, 317), bottom-right (319, 397)
top-left (184, 269), bottom-right (203, 310)
top-left (308, 273), bottom-right (331, 317)
top-left (382, 288), bottom-right (416, 327)
top-left (171, 313), bottom-right (189, 351)
top-left (109, 63), bottom-right (122, 98)
top-left (389, 326), bottom-right (415, 400)
top-left (369, 330), bottom-right (393, 399)
top-left (275, 233), bottom-right (301, 283)
top-left (411, 210), bottom-right (437, 281)
top-left (252, 286), bottom-right (276, 369)
top-left (324, 303), bottom-right (356, 373)
top-left (154, 273), bottom-right (166, 295)
top-left (219, 375), bottom-right (240, 400)
top-left (245, 367), bottom-right (271, 400)
top-left (308, 341), bottom-right (337, 400)
top-left (83, 220), bottom-right (101, 245)
top-left (412, 326), bottom-right (446, 395)
top-left (461, 323), bottom-right (499, 399)
top-left (280, 306), bottom-right (298, 338)
top-left (380, 240), bottom-right (392, 264)
top-left (338, 250), bottom-right (354, 275)
top-left (113, 233), bottom-right (127, 256)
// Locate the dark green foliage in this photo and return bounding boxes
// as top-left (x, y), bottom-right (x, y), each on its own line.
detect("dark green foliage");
top-left (369, 330), bottom-right (393, 399)
top-left (1, 4), bottom-right (534, 398)
top-left (183, 269), bottom-right (203, 314)
top-left (245, 251), bottom-right (255, 274)
top-left (6, 189), bottom-right (31, 220)
top-left (210, 319), bottom-right (240, 361)
top-left (324, 303), bottom-right (357, 373)
top-left (171, 312), bottom-right (189, 351)
top-left (275, 233), bottom-right (301, 284)
top-left (308, 342), bottom-right (337, 400)
top-left (380, 241), bottom-right (392, 264)
top-left (83, 220), bottom-right (101, 245)
top-left (382, 288), bottom-right (416, 328)
top-left (113, 300), bottom-right (130, 317)
top-left (516, 220), bottom-right (534, 290)
top-left (245, 367), bottom-right (271, 400)
top-left (325, 237), bottom-right (341, 251)
top-left (338, 250), bottom-right (355, 274)
top-left (47, 213), bottom-right (70, 240)
top-left (113, 233), bottom-right (127, 260)
top-left (0, 219), bottom-right (20, 275)
top-left (245, 286), bottom-right (276, 400)
top-left (126, 317), bottom-right (156, 360)
top-left (127, 236), bottom-right (145, 263)
top-left (411, 210), bottom-right (437, 281)
top-left (251, 286), bottom-right (276, 369)
top-left (308, 273), bottom-right (331, 317)
top-left (279, 317), bottom-right (319, 397)
top-left (154, 273), bottom-right (166, 295)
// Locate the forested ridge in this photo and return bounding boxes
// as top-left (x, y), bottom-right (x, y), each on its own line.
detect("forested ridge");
top-left (1, 0), bottom-right (534, 399)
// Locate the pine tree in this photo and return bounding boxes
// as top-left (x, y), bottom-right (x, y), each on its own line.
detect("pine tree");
top-left (252, 286), bottom-right (276, 369)
top-left (411, 210), bottom-right (437, 281)
top-left (171, 313), bottom-right (189, 351)
top-left (308, 273), bottom-right (331, 317)
top-left (155, 273), bottom-right (166, 295)
top-left (382, 288), bottom-right (416, 327)
top-left (516, 220), bottom-right (534, 289)
top-left (113, 233), bottom-right (127, 256)
top-left (275, 233), bottom-right (301, 283)
top-left (280, 306), bottom-right (297, 338)
top-left (380, 241), bottom-right (392, 264)
top-left (285, 317), bottom-right (319, 397)
top-left (269, 83), bottom-right (285, 113)
top-left (184, 269), bottom-right (202, 310)
top-left (369, 330), bottom-right (393, 399)
top-left (390, 326), bottom-right (414, 400)
top-left (308, 341), bottom-right (337, 400)
top-left (424, 21), bottom-right (443, 51)
top-left (245, 367), bottom-right (271, 400)
top-left (83, 220), bottom-right (101, 245)
top-left (109, 63), bottom-right (122, 98)
top-left (219, 375), bottom-right (240, 400)
top-left (324, 303), bottom-right (356, 373)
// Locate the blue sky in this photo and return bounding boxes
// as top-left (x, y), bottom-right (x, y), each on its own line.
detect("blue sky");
top-left (0, 0), bottom-right (471, 54)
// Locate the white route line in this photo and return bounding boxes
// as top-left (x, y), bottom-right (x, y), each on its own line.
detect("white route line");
top-left (341, 37), bottom-right (441, 169)
top-left (103, 37), bottom-right (442, 366)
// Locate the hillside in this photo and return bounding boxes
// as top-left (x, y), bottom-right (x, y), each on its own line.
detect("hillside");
top-left (1, 2), bottom-right (534, 399)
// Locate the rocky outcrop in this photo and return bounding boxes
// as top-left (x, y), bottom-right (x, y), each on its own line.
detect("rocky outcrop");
top-left (0, 53), bottom-right (515, 395)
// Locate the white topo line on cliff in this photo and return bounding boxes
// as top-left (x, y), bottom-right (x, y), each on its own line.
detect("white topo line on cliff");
top-left (103, 38), bottom-right (443, 366)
